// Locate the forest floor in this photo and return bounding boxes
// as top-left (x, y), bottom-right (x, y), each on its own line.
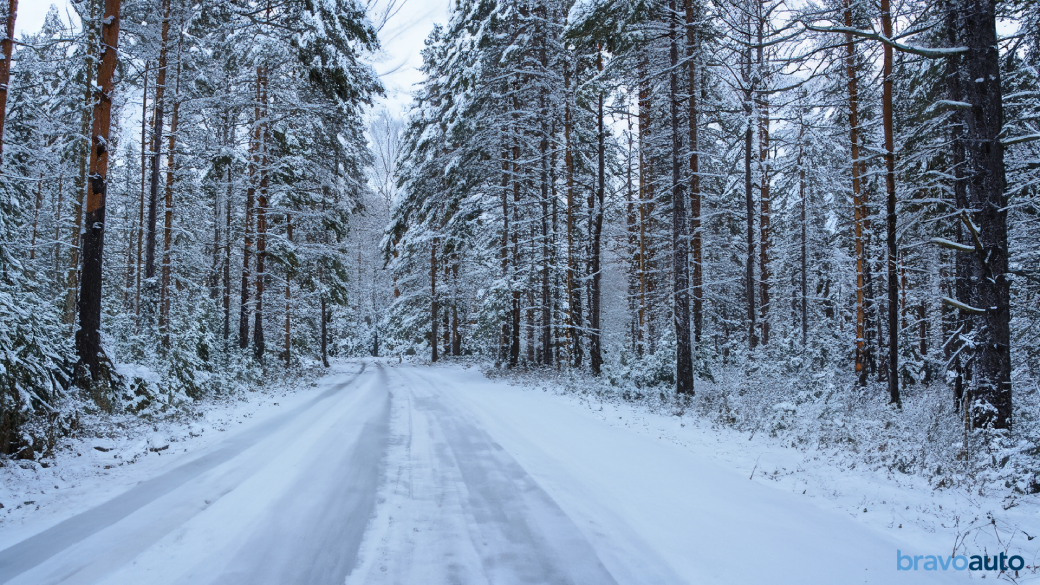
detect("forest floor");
top-left (0, 359), bottom-right (1037, 584)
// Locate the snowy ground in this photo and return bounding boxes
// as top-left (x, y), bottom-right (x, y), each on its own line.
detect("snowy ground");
top-left (1, 359), bottom-right (1037, 584)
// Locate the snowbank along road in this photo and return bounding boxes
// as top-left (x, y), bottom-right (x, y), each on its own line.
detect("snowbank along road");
top-left (1, 360), bottom-right (957, 584)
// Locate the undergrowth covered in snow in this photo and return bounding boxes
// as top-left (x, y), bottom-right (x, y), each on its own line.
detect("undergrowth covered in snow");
top-left (0, 355), bottom-right (323, 469)
top-left (586, 358), bottom-right (1040, 500)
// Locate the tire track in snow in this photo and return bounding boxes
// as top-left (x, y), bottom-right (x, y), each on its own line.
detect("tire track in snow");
top-left (347, 363), bottom-right (618, 585)
top-left (0, 362), bottom-right (371, 584)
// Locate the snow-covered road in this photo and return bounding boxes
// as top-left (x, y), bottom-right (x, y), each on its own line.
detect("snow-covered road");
top-left (1, 361), bottom-right (954, 584)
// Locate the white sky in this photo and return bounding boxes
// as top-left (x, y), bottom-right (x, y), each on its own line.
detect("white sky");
top-left (16, 0), bottom-right (448, 116)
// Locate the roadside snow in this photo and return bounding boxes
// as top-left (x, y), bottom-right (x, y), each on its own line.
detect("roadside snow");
top-left (549, 385), bottom-right (1040, 568)
top-left (424, 362), bottom-right (1039, 582)
top-left (3, 360), bottom-right (1036, 584)
top-left (0, 364), bottom-right (349, 551)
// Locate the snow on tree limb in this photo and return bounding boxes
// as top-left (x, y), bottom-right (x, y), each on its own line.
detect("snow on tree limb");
top-left (942, 297), bottom-right (986, 314)
top-left (799, 21), bottom-right (967, 58)
top-left (929, 237), bottom-right (975, 253)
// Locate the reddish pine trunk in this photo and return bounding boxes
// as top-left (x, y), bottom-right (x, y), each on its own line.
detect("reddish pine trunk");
top-left (0, 0), bottom-right (18, 164)
top-left (65, 6), bottom-right (99, 327)
top-left (75, 0), bottom-right (122, 383)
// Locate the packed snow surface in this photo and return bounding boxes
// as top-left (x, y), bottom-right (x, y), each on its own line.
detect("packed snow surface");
top-left (1, 360), bottom-right (1036, 584)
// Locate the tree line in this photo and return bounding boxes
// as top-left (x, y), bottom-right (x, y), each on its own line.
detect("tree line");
top-left (386, 0), bottom-right (1039, 441)
top-left (0, 0), bottom-right (382, 458)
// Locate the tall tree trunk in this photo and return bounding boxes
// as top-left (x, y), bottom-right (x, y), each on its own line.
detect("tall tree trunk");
top-left (445, 282), bottom-right (452, 358)
top-left (66, 1), bottom-right (100, 327)
top-left (145, 0), bottom-right (171, 281)
top-left (589, 47), bottom-right (605, 376)
top-left (319, 264), bottom-right (329, 368)
top-left (845, 0), bottom-right (868, 385)
top-left (283, 213), bottom-right (292, 365)
top-left (29, 178), bottom-right (42, 259)
top-left (159, 59), bottom-right (181, 347)
top-left (638, 59), bottom-right (653, 356)
top-left (670, 1), bottom-right (693, 394)
top-left (538, 9), bottom-right (552, 367)
top-left (53, 176), bottom-right (63, 281)
top-left (685, 0), bottom-right (703, 344)
top-left (743, 39), bottom-right (757, 350)
top-left (431, 236), bottom-right (439, 363)
top-left (526, 291), bottom-right (535, 364)
top-left (500, 141), bottom-right (511, 363)
top-left (565, 62), bottom-right (582, 367)
top-left (211, 119), bottom-right (227, 300)
top-left (509, 138), bottom-right (521, 368)
top-left (253, 69), bottom-right (269, 362)
top-left (881, 0), bottom-right (900, 406)
top-left (136, 62), bottom-right (148, 321)
top-left (451, 259), bottom-right (461, 357)
top-left (123, 170), bottom-right (135, 309)
top-left (239, 68), bottom-right (262, 349)
top-left (756, 7), bottom-right (770, 347)
top-left (758, 97), bottom-right (771, 346)
top-left (223, 162), bottom-right (232, 341)
top-left (0, 0), bottom-right (18, 164)
top-left (950, 0), bottom-right (1012, 429)
top-left (550, 150), bottom-right (562, 366)
top-left (799, 111), bottom-right (808, 348)
top-left (945, 24), bottom-right (969, 411)
top-left (626, 107), bottom-right (640, 352)
top-left (75, 0), bottom-right (122, 383)
top-left (540, 108), bottom-right (552, 366)
top-left (900, 257), bottom-right (907, 331)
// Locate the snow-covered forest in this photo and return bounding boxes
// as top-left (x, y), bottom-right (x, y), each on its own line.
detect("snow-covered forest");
top-left (385, 0), bottom-right (1040, 495)
top-left (0, 0), bottom-right (1039, 511)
